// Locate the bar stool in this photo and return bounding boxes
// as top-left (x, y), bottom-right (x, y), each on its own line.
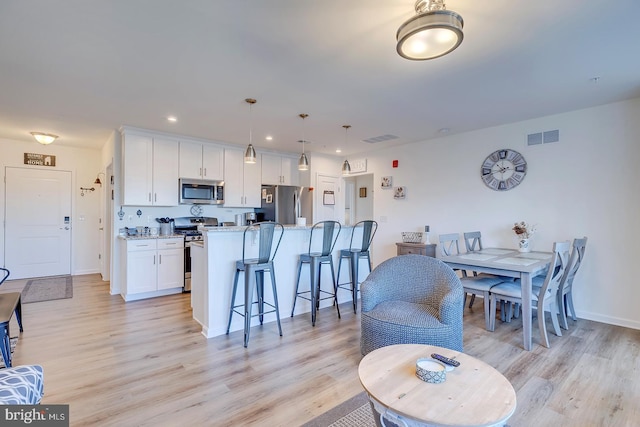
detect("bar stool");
top-left (336, 220), bottom-right (378, 313)
top-left (226, 222), bottom-right (284, 348)
top-left (291, 221), bottom-right (341, 326)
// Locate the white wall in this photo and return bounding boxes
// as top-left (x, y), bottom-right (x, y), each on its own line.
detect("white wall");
top-left (0, 137), bottom-right (102, 275)
top-left (362, 98), bottom-right (640, 329)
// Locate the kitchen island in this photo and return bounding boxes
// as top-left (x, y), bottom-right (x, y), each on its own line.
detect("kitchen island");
top-left (191, 224), bottom-right (366, 338)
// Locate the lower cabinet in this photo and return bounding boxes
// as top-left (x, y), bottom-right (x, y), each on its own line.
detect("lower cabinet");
top-left (122, 238), bottom-right (184, 301)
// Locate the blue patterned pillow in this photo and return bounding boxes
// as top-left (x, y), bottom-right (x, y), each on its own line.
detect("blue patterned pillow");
top-left (0, 365), bottom-right (44, 405)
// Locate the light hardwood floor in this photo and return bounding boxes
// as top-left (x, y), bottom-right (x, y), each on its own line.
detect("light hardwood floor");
top-left (3, 274), bottom-right (639, 426)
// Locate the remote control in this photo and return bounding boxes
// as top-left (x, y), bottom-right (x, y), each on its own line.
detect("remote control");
top-left (431, 353), bottom-right (460, 367)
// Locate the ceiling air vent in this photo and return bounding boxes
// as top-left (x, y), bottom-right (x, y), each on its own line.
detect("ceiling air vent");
top-left (527, 129), bottom-right (559, 146)
top-left (363, 134), bottom-right (399, 144)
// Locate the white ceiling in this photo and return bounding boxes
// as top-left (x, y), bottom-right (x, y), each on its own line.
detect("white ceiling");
top-left (1, 1), bottom-right (639, 157)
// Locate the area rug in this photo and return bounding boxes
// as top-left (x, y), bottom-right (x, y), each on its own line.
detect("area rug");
top-left (22, 276), bottom-right (73, 303)
top-left (0, 337), bottom-right (18, 368)
top-left (302, 392), bottom-right (375, 427)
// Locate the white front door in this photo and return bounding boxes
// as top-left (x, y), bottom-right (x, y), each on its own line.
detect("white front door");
top-left (315, 174), bottom-right (340, 222)
top-left (4, 167), bottom-right (72, 279)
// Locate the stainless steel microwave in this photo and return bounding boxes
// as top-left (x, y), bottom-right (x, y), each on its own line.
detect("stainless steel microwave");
top-left (179, 178), bottom-right (224, 205)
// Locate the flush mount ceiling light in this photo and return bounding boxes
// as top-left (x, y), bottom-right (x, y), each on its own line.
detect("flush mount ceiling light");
top-left (396, 0), bottom-right (464, 61)
top-left (30, 132), bottom-right (58, 145)
top-left (298, 113), bottom-right (309, 171)
top-left (341, 125), bottom-right (352, 176)
top-left (244, 98), bottom-right (257, 164)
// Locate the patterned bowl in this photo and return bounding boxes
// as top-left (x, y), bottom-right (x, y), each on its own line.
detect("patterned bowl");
top-left (415, 358), bottom-right (446, 384)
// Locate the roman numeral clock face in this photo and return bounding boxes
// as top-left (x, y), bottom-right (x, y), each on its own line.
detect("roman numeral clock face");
top-left (481, 149), bottom-right (527, 191)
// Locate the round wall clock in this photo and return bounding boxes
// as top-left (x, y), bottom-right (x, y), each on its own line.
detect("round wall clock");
top-left (481, 149), bottom-right (527, 191)
top-left (190, 204), bottom-right (203, 217)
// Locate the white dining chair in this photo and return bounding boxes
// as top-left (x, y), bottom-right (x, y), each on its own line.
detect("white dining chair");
top-left (439, 233), bottom-right (504, 331)
top-left (489, 241), bottom-right (570, 348)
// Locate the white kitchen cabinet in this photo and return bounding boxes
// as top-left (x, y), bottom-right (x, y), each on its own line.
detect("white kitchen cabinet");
top-left (261, 153), bottom-right (299, 186)
top-left (190, 242), bottom-right (205, 325)
top-left (224, 148), bottom-right (261, 207)
top-left (121, 238), bottom-right (184, 301)
top-left (122, 133), bottom-right (179, 206)
top-left (179, 140), bottom-right (224, 180)
top-left (157, 239), bottom-right (185, 290)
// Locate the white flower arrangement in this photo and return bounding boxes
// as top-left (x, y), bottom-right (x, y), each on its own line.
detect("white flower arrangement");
top-left (512, 221), bottom-right (537, 239)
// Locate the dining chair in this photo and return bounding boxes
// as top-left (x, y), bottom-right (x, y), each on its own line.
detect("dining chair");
top-left (489, 241), bottom-right (570, 348)
top-left (438, 233), bottom-right (504, 331)
top-left (463, 231), bottom-right (517, 314)
top-left (291, 220), bottom-right (342, 326)
top-left (226, 222), bottom-right (285, 347)
top-left (336, 220), bottom-right (378, 313)
top-left (557, 236), bottom-right (588, 330)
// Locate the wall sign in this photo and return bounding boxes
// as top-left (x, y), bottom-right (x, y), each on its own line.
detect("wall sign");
top-left (323, 190), bottom-right (335, 205)
top-left (24, 152), bottom-right (56, 167)
top-left (350, 158), bottom-right (367, 173)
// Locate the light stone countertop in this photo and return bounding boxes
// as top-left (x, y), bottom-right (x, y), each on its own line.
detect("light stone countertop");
top-left (117, 234), bottom-right (184, 240)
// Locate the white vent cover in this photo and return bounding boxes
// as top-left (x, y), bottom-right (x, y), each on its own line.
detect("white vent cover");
top-left (363, 134), bottom-right (399, 144)
top-left (527, 129), bottom-right (559, 146)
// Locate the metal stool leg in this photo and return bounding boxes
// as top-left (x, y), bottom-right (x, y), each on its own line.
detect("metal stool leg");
top-left (310, 257), bottom-right (319, 326)
top-left (350, 252), bottom-right (359, 313)
top-left (243, 266), bottom-right (255, 348)
top-left (227, 269), bottom-right (240, 334)
top-left (291, 260), bottom-right (304, 316)
top-left (329, 258), bottom-right (340, 319)
top-left (270, 267), bottom-right (283, 337)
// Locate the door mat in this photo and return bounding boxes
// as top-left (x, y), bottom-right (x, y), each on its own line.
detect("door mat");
top-left (22, 276), bottom-right (73, 303)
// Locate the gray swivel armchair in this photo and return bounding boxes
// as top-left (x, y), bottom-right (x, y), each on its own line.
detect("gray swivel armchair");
top-left (360, 255), bottom-right (464, 355)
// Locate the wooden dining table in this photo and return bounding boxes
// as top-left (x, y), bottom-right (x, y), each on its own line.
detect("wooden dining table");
top-left (441, 248), bottom-right (552, 351)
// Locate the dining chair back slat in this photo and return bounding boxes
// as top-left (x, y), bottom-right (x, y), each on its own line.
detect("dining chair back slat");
top-left (558, 236), bottom-right (588, 329)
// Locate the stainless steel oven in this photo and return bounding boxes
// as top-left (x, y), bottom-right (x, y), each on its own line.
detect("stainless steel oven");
top-left (173, 216), bottom-right (218, 292)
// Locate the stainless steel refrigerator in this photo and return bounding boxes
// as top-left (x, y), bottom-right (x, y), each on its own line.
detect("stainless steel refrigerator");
top-left (257, 185), bottom-right (313, 225)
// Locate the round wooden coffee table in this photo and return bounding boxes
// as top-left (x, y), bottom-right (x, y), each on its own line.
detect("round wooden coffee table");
top-left (358, 344), bottom-right (516, 427)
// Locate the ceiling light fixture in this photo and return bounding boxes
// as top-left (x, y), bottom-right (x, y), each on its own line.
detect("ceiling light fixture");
top-left (30, 132), bottom-right (58, 145)
top-left (396, 0), bottom-right (464, 61)
top-left (298, 113), bottom-right (309, 171)
top-left (341, 125), bottom-right (352, 176)
top-left (244, 98), bottom-right (257, 164)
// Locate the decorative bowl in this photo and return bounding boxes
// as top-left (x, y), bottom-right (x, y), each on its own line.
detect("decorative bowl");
top-left (415, 358), bottom-right (446, 384)
top-left (401, 232), bottom-right (423, 243)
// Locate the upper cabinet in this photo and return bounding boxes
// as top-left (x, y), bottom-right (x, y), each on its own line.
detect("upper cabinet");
top-left (122, 132), bottom-right (179, 206)
top-left (262, 153), bottom-right (299, 186)
top-left (224, 148), bottom-right (261, 208)
top-left (179, 140), bottom-right (224, 180)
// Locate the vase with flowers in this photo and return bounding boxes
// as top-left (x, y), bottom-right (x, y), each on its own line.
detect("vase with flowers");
top-left (512, 221), bottom-right (536, 252)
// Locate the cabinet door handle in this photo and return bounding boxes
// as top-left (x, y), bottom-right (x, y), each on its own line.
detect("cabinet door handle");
top-left (154, 193), bottom-right (157, 202)
top-left (204, 168), bottom-right (207, 177)
top-left (153, 255), bottom-right (156, 265)
top-left (200, 167), bottom-right (202, 177)
top-left (159, 254), bottom-right (162, 264)
top-left (148, 193), bottom-right (152, 202)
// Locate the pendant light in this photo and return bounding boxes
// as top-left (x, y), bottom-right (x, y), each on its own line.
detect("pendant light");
top-left (298, 113), bottom-right (309, 171)
top-left (244, 98), bottom-right (257, 164)
top-left (341, 125), bottom-right (351, 176)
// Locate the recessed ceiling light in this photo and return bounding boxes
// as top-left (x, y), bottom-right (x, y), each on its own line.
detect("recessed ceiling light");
top-left (167, 116), bottom-right (177, 122)
top-left (336, 149), bottom-right (342, 153)
top-left (265, 135), bottom-right (273, 141)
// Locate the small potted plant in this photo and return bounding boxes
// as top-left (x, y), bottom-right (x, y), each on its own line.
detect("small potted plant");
top-left (512, 221), bottom-right (536, 252)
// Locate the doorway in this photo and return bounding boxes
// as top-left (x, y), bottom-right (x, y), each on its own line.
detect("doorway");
top-left (4, 167), bottom-right (72, 279)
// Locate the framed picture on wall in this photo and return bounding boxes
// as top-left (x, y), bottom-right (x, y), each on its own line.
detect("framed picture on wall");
top-left (393, 186), bottom-right (406, 199)
top-left (381, 176), bottom-right (392, 189)
top-left (359, 187), bottom-right (367, 198)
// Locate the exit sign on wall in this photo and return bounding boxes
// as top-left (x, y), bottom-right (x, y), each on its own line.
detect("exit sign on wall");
top-left (24, 152), bottom-right (56, 167)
